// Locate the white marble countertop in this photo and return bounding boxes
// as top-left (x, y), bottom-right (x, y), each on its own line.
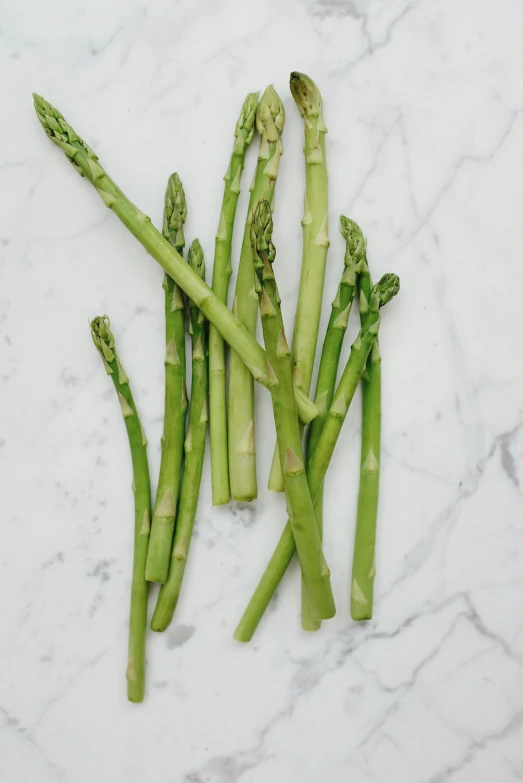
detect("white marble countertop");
top-left (2, 0), bottom-right (523, 781)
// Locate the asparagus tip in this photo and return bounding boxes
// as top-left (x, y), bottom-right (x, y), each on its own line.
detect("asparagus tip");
top-left (339, 215), bottom-right (367, 263)
top-left (257, 85), bottom-right (285, 138)
top-left (163, 173), bottom-right (187, 250)
top-left (289, 72), bottom-right (323, 118)
top-left (90, 315), bottom-right (115, 361)
top-left (233, 91), bottom-right (260, 153)
top-left (375, 273), bottom-right (400, 307)
top-left (33, 92), bottom-right (97, 172)
top-left (188, 238), bottom-right (205, 280)
top-left (251, 199), bottom-right (275, 270)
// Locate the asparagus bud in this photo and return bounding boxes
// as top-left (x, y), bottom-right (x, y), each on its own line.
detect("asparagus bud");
top-left (163, 173), bottom-right (187, 252)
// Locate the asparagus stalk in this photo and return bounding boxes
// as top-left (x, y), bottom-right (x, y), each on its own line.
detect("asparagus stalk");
top-left (145, 173), bottom-right (187, 583)
top-left (351, 254), bottom-right (382, 620)
top-left (228, 86), bottom-right (285, 502)
top-left (301, 217), bottom-right (365, 631)
top-left (234, 272), bottom-right (399, 641)
top-left (209, 92), bottom-right (259, 506)
top-left (90, 316), bottom-right (151, 703)
top-left (249, 200), bottom-right (335, 620)
top-left (33, 95), bottom-right (316, 425)
top-left (151, 240), bottom-right (208, 631)
top-left (268, 72), bottom-right (330, 494)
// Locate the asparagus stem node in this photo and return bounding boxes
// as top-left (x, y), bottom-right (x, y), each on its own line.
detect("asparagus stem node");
top-left (90, 316), bottom-right (151, 703)
top-left (268, 72), bottom-right (330, 495)
top-left (243, 200), bottom-right (335, 624)
top-left (228, 86), bottom-right (285, 502)
top-left (209, 92), bottom-right (259, 506)
top-left (146, 173), bottom-right (187, 584)
top-left (300, 216), bottom-right (365, 630)
top-left (152, 240), bottom-right (208, 631)
top-left (351, 253), bottom-right (386, 620)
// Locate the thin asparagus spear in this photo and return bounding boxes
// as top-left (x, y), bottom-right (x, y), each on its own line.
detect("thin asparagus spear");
top-left (145, 174), bottom-right (187, 583)
top-left (209, 92), bottom-right (259, 506)
top-left (301, 217), bottom-right (365, 631)
top-left (151, 240), bottom-right (208, 631)
top-left (90, 316), bottom-right (151, 703)
top-left (249, 200), bottom-right (335, 620)
top-left (33, 95), bottom-right (316, 425)
top-left (228, 86), bottom-right (285, 502)
top-left (234, 273), bottom-right (399, 641)
top-left (268, 72), bottom-right (330, 494)
top-left (351, 254), bottom-right (381, 619)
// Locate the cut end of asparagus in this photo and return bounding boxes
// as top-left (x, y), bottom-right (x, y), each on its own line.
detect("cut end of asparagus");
top-left (163, 173), bottom-right (187, 252)
top-left (90, 315), bottom-right (115, 362)
top-left (339, 216), bottom-right (367, 265)
top-left (289, 72), bottom-right (323, 120)
top-left (188, 238), bottom-right (205, 280)
top-left (251, 199), bottom-right (276, 273)
top-left (302, 569), bottom-right (336, 621)
top-left (256, 85), bottom-right (285, 143)
top-left (375, 273), bottom-right (400, 307)
top-left (233, 91), bottom-right (260, 155)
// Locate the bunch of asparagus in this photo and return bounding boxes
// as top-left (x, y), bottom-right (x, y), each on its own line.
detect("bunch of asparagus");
top-left (34, 73), bottom-right (400, 703)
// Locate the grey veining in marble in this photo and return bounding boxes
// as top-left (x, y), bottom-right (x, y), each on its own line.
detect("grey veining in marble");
top-left (1, 0), bottom-right (523, 781)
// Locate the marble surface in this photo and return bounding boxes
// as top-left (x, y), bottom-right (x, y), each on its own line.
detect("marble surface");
top-left (1, 0), bottom-right (523, 780)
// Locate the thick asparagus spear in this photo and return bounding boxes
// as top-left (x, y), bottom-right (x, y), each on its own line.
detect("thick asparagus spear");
top-left (228, 86), bottom-right (285, 501)
top-left (351, 254), bottom-right (382, 619)
top-left (234, 273), bottom-right (399, 641)
top-left (90, 316), bottom-right (151, 703)
top-left (249, 200), bottom-right (335, 620)
top-left (301, 217), bottom-right (364, 631)
top-left (209, 92), bottom-right (258, 506)
top-left (268, 72), bottom-right (330, 493)
top-left (33, 95), bottom-right (316, 425)
top-left (151, 240), bottom-right (208, 631)
top-left (145, 174), bottom-right (187, 583)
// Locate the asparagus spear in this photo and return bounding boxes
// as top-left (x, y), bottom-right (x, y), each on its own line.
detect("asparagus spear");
top-left (145, 174), bottom-right (187, 583)
top-left (301, 216), bottom-right (365, 631)
top-left (249, 200), bottom-right (335, 620)
top-left (209, 92), bottom-right (259, 506)
top-left (90, 316), bottom-right (151, 703)
top-left (351, 254), bottom-right (382, 619)
top-left (228, 86), bottom-right (285, 502)
top-left (151, 240), bottom-right (208, 631)
top-left (33, 95), bottom-right (316, 425)
top-left (268, 72), bottom-right (330, 494)
top-left (234, 272), bottom-right (399, 641)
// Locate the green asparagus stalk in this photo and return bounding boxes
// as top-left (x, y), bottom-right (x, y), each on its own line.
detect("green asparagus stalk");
top-left (228, 86), bottom-right (285, 502)
top-left (351, 254), bottom-right (382, 620)
top-left (90, 316), bottom-right (151, 703)
top-left (151, 240), bottom-right (208, 631)
top-left (209, 92), bottom-right (259, 506)
top-left (248, 200), bottom-right (335, 620)
top-left (268, 72), bottom-right (330, 494)
top-left (234, 272), bottom-right (399, 641)
top-left (145, 173), bottom-right (187, 583)
top-left (301, 217), bottom-right (365, 631)
top-left (33, 95), bottom-right (316, 425)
